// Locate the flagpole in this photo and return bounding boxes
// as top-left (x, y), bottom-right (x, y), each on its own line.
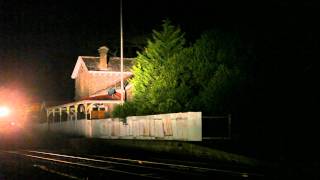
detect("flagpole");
top-left (120, 0), bottom-right (124, 104)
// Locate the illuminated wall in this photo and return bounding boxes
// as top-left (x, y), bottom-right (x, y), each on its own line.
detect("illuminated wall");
top-left (75, 66), bottom-right (90, 100)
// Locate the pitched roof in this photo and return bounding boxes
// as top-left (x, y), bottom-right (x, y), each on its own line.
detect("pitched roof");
top-left (71, 56), bottom-right (135, 79)
top-left (82, 56), bottom-right (134, 71)
top-left (90, 77), bottom-right (132, 97)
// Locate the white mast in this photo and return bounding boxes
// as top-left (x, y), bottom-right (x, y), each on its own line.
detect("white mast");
top-left (120, 0), bottom-right (124, 104)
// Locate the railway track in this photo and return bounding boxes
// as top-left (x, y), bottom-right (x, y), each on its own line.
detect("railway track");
top-left (1, 150), bottom-right (264, 179)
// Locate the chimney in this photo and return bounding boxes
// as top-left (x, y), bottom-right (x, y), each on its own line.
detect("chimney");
top-left (98, 46), bottom-right (109, 70)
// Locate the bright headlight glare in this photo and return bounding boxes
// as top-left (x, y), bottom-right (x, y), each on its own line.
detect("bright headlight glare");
top-left (0, 106), bottom-right (10, 117)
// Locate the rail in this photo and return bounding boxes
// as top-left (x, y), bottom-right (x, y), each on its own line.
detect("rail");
top-left (2, 150), bottom-right (263, 179)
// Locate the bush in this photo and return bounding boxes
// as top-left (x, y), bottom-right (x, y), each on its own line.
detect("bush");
top-left (112, 101), bottom-right (138, 119)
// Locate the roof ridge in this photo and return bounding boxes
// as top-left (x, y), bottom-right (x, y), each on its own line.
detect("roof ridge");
top-left (80, 56), bottom-right (99, 58)
top-left (110, 57), bottom-right (135, 60)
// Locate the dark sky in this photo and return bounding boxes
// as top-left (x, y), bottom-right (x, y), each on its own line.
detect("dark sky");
top-left (0, 0), bottom-right (318, 102)
top-left (1, 0), bottom-right (320, 163)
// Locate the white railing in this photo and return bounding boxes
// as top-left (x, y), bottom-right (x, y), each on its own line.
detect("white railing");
top-left (36, 112), bottom-right (202, 141)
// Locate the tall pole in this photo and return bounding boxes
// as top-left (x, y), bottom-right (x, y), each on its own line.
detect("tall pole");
top-left (120, 0), bottom-right (124, 104)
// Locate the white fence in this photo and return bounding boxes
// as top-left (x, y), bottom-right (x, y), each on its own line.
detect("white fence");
top-left (36, 112), bottom-right (202, 141)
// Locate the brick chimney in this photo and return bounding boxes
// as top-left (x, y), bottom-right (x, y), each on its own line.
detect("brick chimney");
top-left (98, 46), bottom-right (109, 70)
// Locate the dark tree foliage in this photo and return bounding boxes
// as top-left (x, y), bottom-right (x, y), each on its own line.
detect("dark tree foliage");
top-left (113, 21), bottom-right (253, 117)
top-left (112, 101), bottom-right (138, 119)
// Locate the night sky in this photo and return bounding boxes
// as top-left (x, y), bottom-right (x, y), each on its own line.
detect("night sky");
top-left (1, 0), bottom-right (320, 164)
top-left (0, 0), bottom-right (224, 101)
top-left (1, 1), bottom-right (317, 101)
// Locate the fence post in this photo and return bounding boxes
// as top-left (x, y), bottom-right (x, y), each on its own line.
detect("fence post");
top-left (228, 114), bottom-right (232, 139)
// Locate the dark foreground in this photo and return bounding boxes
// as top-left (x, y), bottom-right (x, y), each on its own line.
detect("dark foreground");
top-left (0, 128), bottom-right (277, 180)
top-left (1, 149), bottom-right (267, 180)
top-left (0, 151), bottom-right (68, 180)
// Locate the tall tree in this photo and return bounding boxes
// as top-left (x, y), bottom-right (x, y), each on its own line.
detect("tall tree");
top-left (113, 22), bottom-right (252, 117)
top-left (186, 30), bottom-right (248, 114)
top-left (130, 20), bottom-right (185, 115)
